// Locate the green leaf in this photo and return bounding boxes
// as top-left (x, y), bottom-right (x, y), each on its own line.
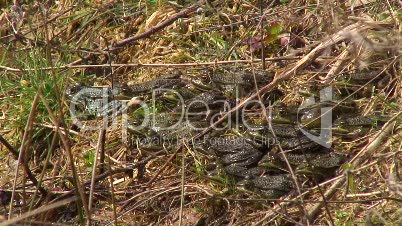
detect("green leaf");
top-left (84, 150), bottom-right (95, 167)
top-left (269, 23), bottom-right (282, 35)
top-left (347, 172), bottom-right (356, 193)
top-left (342, 164), bottom-right (356, 193)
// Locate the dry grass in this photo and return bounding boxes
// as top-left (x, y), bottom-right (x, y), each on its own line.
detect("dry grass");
top-left (0, 0), bottom-right (401, 225)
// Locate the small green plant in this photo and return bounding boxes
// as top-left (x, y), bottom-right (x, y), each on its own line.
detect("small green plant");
top-left (83, 150), bottom-right (95, 167)
top-left (0, 48), bottom-right (65, 144)
top-left (342, 163), bottom-right (357, 194)
top-left (334, 209), bottom-right (355, 226)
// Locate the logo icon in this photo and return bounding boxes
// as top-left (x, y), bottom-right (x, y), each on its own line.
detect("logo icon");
top-left (297, 86), bottom-right (333, 148)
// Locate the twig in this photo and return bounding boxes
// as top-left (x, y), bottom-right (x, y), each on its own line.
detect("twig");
top-left (0, 197), bottom-right (77, 226)
top-left (306, 118), bottom-right (397, 219)
top-left (259, 0), bottom-right (265, 69)
top-left (146, 147), bottom-right (182, 186)
top-left (223, 196), bottom-right (402, 203)
top-left (275, 23), bottom-right (365, 81)
top-left (322, 45), bottom-right (352, 83)
top-left (0, 135), bottom-right (19, 157)
top-left (8, 91), bottom-right (46, 219)
top-left (385, 0), bottom-right (399, 26)
top-left (0, 57), bottom-right (301, 72)
top-left (51, 152), bottom-right (161, 202)
top-left (346, 191), bottom-right (383, 198)
top-left (107, 154), bottom-right (118, 226)
top-left (28, 123), bottom-right (60, 212)
top-left (38, 91), bottom-right (91, 224)
top-left (179, 141), bottom-right (188, 226)
top-left (266, 117), bottom-right (312, 225)
top-left (68, 1), bottom-right (204, 66)
top-left (350, 111), bottom-right (401, 163)
top-left (88, 121), bottom-right (107, 215)
top-left (37, 122), bottom-right (81, 137)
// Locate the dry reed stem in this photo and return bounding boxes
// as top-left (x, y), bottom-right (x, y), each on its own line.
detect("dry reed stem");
top-left (88, 123), bottom-right (107, 215)
top-left (38, 91), bottom-right (91, 224)
top-left (0, 197), bottom-right (77, 226)
top-left (0, 57), bottom-right (302, 72)
top-left (8, 90), bottom-right (46, 219)
top-left (307, 117), bottom-right (398, 220)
